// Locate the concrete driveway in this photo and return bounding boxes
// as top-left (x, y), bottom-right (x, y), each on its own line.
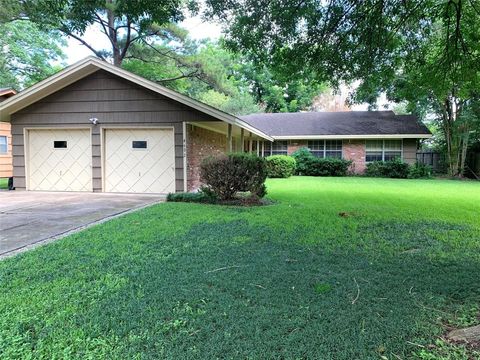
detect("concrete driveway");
top-left (0, 191), bottom-right (165, 257)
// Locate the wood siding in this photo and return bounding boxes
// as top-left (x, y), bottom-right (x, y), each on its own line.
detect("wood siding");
top-left (11, 70), bottom-right (220, 192)
top-left (0, 121), bottom-right (12, 178)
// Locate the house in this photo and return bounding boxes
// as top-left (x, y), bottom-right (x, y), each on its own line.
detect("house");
top-left (0, 57), bottom-right (431, 194)
top-left (0, 88), bottom-right (16, 178)
top-left (240, 112), bottom-right (431, 173)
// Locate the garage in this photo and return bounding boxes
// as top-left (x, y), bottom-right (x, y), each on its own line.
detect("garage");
top-left (27, 129), bottom-right (92, 191)
top-left (103, 128), bottom-right (175, 193)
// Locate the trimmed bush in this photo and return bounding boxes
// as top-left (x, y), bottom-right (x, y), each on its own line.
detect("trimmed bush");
top-left (166, 191), bottom-right (216, 204)
top-left (408, 162), bottom-right (433, 179)
top-left (200, 153), bottom-right (267, 200)
top-left (304, 157), bottom-right (352, 176)
top-left (266, 155), bottom-right (296, 178)
top-left (291, 147), bottom-right (352, 176)
top-left (365, 159), bottom-right (410, 178)
top-left (291, 147), bottom-right (315, 175)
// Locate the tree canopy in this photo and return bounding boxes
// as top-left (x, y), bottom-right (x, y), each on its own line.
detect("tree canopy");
top-left (205, 0), bottom-right (480, 175)
top-left (0, 20), bottom-right (65, 89)
top-left (18, 0), bottom-right (196, 66)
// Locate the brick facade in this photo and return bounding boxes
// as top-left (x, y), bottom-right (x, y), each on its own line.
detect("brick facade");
top-left (287, 140), bottom-right (308, 155)
top-left (186, 124), bottom-right (227, 191)
top-left (342, 140), bottom-right (366, 174)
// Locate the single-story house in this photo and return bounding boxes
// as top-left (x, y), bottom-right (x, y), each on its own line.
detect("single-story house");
top-left (0, 57), bottom-right (431, 194)
top-left (0, 88), bottom-right (17, 178)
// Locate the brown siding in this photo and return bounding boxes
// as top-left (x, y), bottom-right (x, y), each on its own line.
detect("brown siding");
top-left (10, 70), bottom-right (220, 192)
top-left (0, 122), bottom-right (12, 178)
top-left (186, 124), bottom-right (227, 191)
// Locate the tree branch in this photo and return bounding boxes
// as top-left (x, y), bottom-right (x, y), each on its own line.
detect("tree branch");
top-left (62, 29), bottom-right (106, 61)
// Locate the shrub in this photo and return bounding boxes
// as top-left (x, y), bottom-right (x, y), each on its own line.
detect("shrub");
top-left (200, 153), bottom-right (267, 200)
top-left (304, 157), bottom-right (352, 176)
top-left (166, 191), bottom-right (216, 204)
top-left (408, 162), bottom-right (433, 179)
top-left (291, 147), bottom-right (315, 175)
top-left (365, 159), bottom-right (410, 178)
top-left (266, 155), bottom-right (296, 178)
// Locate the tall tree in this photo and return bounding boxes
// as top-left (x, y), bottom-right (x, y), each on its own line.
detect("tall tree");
top-left (0, 20), bottom-right (65, 89)
top-left (205, 0), bottom-right (480, 176)
top-left (19, 0), bottom-right (196, 66)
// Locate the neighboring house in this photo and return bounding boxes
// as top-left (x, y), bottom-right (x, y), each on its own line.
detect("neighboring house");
top-left (0, 88), bottom-right (17, 178)
top-left (0, 57), bottom-right (431, 194)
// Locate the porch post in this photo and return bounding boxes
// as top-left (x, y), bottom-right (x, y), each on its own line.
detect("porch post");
top-left (227, 124), bottom-right (233, 152)
top-left (248, 132), bottom-right (253, 153)
top-left (257, 140), bottom-right (260, 156)
top-left (240, 128), bottom-right (245, 152)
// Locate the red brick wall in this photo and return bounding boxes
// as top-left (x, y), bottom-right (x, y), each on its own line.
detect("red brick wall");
top-left (287, 140), bottom-right (308, 155)
top-left (343, 140), bottom-right (366, 174)
top-left (186, 125), bottom-right (227, 191)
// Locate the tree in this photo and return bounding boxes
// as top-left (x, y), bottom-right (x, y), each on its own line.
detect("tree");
top-left (205, 0), bottom-right (480, 176)
top-left (20, 0), bottom-right (196, 66)
top-left (0, 20), bottom-right (65, 89)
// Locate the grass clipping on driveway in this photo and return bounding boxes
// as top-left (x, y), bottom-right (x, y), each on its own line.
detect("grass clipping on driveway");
top-left (1, 177), bottom-right (480, 359)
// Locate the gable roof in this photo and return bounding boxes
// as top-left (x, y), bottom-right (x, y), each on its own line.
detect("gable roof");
top-left (240, 111), bottom-right (431, 139)
top-left (0, 88), bottom-right (16, 98)
top-left (0, 56), bottom-right (273, 141)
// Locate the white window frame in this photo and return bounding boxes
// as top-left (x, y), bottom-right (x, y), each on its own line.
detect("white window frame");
top-left (307, 140), bottom-right (343, 159)
top-left (263, 140), bottom-right (288, 156)
top-left (0, 135), bottom-right (8, 154)
top-left (365, 139), bottom-right (403, 162)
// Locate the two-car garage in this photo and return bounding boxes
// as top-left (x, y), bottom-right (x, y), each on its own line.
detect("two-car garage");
top-left (26, 128), bottom-right (175, 193)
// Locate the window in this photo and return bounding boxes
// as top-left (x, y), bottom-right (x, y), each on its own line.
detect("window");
top-left (132, 140), bottom-right (147, 149)
top-left (308, 140), bottom-right (343, 159)
top-left (53, 141), bottom-right (67, 149)
top-left (366, 140), bottom-right (402, 162)
top-left (0, 136), bottom-right (7, 154)
top-left (263, 141), bottom-right (287, 156)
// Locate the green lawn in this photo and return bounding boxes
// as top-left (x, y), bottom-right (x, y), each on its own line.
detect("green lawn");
top-left (0, 177), bottom-right (7, 189)
top-left (1, 177), bottom-right (480, 359)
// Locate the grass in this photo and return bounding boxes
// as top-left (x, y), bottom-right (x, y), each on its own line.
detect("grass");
top-left (0, 177), bottom-right (8, 189)
top-left (1, 177), bottom-right (480, 359)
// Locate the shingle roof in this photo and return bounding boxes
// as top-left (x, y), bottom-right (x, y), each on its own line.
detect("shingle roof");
top-left (240, 111), bottom-right (431, 137)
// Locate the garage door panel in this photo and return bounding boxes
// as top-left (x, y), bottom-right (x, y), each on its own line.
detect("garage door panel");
top-left (104, 129), bottom-right (175, 193)
top-left (28, 129), bottom-right (92, 191)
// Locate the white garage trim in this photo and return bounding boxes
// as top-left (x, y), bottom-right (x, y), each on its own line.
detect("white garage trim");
top-left (24, 127), bottom-right (92, 191)
top-left (101, 126), bottom-right (176, 193)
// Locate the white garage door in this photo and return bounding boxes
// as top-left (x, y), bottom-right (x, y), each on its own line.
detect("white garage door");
top-left (104, 128), bottom-right (175, 193)
top-left (28, 129), bottom-right (92, 191)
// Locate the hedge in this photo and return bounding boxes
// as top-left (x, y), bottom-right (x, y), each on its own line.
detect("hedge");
top-left (266, 155), bottom-right (296, 178)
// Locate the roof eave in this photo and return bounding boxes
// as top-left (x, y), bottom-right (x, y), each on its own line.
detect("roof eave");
top-left (272, 134), bottom-right (433, 140)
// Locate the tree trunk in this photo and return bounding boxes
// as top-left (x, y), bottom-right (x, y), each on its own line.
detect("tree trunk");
top-left (106, 3), bottom-right (122, 66)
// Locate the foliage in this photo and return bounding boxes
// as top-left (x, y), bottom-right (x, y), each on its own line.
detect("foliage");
top-left (20, 0), bottom-right (193, 66)
top-left (166, 191), bottom-right (217, 204)
top-left (0, 20), bottom-right (65, 89)
top-left (1, 177), bottom-right (480, 358)
top-left (291, 147), bottom-right (316, 175)
top-left (365, 160), bottom-right (410, 179)
top-left (408, 163), bottom-right (433, 179)
top-left (204, 0), bottom-right (480, 176)
top-left (265, 155), bottom-right (296, 178)
top-left (303, 157), bottom-right (352, 177)
top-left (200, 153), bottom-right (267, 200)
